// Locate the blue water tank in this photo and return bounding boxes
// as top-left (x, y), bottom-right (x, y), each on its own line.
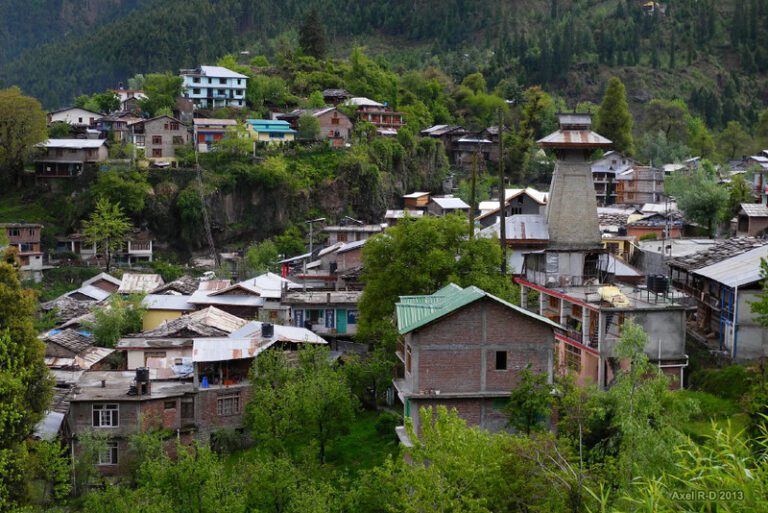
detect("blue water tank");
top-left (201, 376), bottom-right (209, 388)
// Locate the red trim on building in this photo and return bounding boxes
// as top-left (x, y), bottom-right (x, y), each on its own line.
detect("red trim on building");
top-left (555, 333), bottom-right (600, 356)
top-left (515, 278), bottom-right (600, 312)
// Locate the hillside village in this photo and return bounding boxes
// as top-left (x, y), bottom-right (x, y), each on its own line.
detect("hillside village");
top-left (2, 5), bottom-right (768, 512)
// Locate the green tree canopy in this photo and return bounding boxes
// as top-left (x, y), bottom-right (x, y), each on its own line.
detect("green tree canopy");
top-left (83, 197), bottom-right (133, 272)
top-left (298, 7), bottom-right (327, 59)
top-left (139, 73), bottom-right (183, 117)
top-left (297, 113), bottom-right (321, 140)
top-left (716, 120), bottom-right (752, 160)
top-left (595, 77), bottom-right (635, 155)
top-left (644, 98), bottom-right (689, 143)
top-left (666, 163), bottom-right (729, 236)
top-left (0, 87), bottom-right (47, 187)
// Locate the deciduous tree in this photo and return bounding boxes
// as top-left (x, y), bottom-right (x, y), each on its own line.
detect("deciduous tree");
top-left (504, 364), bottom-right (553, 435)
top-left (84, 197), bottom-right (133, 272)
top-left (0, 87), bottom-right (47, 187)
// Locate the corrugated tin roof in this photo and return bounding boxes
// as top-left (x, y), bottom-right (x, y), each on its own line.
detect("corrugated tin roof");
top-left (537, 130), bottom-right (612, 148)
top-left (337, 239), bottom-right (367, 254)
top-left (81, 272), bottom-right (121, 288)
top-left (283, 290), bottom-right (362, 305)
top-left (396, 284), bottom-right (559, 334)
top-left (193, 118), bottom-right (238, 126)
top-left (142, 294), bottom-right (196, 311)
top-left (118, 273), bottom-right (164, 294)
top-left (33, 412), bottom-right (65, 441)
top-left (693, 245), bottom-right (768, 287)
top-left (197, 65), bottom-right (248, 79)
top-left (431, 197), bottom-right (470, 209)
top-left (385, 209), bottom-right (425, 219)
top-left (403, 191), bottom-right (430, 198)
top-left (193, 337), bottom-right (277, 362)
top-left (229, 321), bottom-right (327, 344)
top-left (345, 97), bottom-right (384, 107)
top-left (35, 139), bottom-right (107, 149)
top-left (66, 284), bottom-right (111, 302)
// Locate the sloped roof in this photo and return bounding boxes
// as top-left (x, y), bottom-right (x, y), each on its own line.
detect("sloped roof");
top-left (403, 191), bottom-right (430, 199)
top-left (66, 284), bottom-right (111, 302)
top-left (385, 209), bottom-right (425, 219)
top-left (477, 188), bottom-right (549, 220)
top-left (137, 306), bottom-right (247, 338)
top-left (430, 197), bottom-right (470, 210)
top-left (195, 65), bottom-right (248, 79)
top-left (40, 296), bottom-right (94, 321)
top-left (396, 284), bottom-right (559, 334)
top-left (537, 130), bottom-right (612, 149)
top-left (151, 276), bottom-right (200, 295)
top-left (82, 272), bottom-right (121, 289)
top-left (345, 97), bottom-right (384, 107)
top-left (35, 139), bottom-right (107, 149)
top-left (45, 329), bottom-right (93, 355)
top-left (668, 237), bottom-right (768, 271)
top-left (229, 321), bottom-right (327, 343)
top-left (282, 290), bottom-right (362, 305)
top-left (209, 272), bottom-right (297, 300)
top-left (740, 203), bottom-right (768, 217)
top-left (142, 294), bottom-right (195, 311)
top-left (693, 245), bottom-right (768, 288)
top-left (118, 273), bottom-right (164, 294)
top-left (337, 239), bottom-right (367, 254)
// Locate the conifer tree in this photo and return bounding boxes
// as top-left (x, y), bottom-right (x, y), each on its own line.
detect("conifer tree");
top-left (298, 7), bottom-right (327, 60)
top-left (596, 77), bottom-right (635, 155)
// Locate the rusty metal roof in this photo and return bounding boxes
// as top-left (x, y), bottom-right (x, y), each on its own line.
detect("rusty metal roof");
top-left (537, 129), bottom-right (612, 149)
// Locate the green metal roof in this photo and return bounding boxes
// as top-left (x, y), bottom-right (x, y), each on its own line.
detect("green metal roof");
top-left (396, 283), bottom-right (560, 335)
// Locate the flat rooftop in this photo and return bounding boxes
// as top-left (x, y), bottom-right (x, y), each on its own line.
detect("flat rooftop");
top-left (524, 279), bottom-right (687, 311)
top-left (71, 370), bottom-right (193, 402)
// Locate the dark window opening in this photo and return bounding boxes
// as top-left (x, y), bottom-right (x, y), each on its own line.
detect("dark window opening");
top-left (495, 351), bottom-right (507, 370)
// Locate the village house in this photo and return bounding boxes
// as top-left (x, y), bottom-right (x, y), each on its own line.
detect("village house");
top-left (192, 118), bottom-right (238, 152)
top-left (284, 290), bottom-right (362, 337)
top-left (322, 88), bottom-right (351, 105)
top-left (245, 119), bottom-right (296, 146)
top-left (131, 115), bottom-right (190, 166)
top-left (140, 295), bottom-right (197, 331)
top-left (48, 107), bottom-right (101, 128)
top-left (476, 188), bottom-right (548, 229)
top-left (334, 239), bottom-right (367, 289)
top-left (420, 124), bottom-right (468, 165)
top-left (427, 196), bottom-right (471, 217)
top-left (393, 284), bottom-right (558, 436)
top-left (516, 114), bottom-right (688, 388)
top-left (180, 66), bottom-right (248, 109)
top-left (96, 112), bottom-right (142, 143)
top-left (324, 223), bottom-right (384, 245)
top-left (277, 107), bottom-right (353, 147)
top-left (384, 209), bottom-right (425, 226)
top-left (188, 273), bottom-right (296, 320)
top-left (1, 222), bottom-right (44, 272)
top-left (591, 151), bottom-right (636, 206)
top-left (614, 165), bottom-right (665, 205)
top-left (402, 191), bottom-right (431, 211)
top-left (345, 97), bottom-right (405, 136)
top-left (450, 133), bottom-right (498, 171)
top-left (668, 237), bottom-right (768, 351)
top-left (34, 139), bottom-right (108, 179)
top-left (110, 88), bottom-right (147, 113)
top-left (736, 203), bottom-right (768, 237)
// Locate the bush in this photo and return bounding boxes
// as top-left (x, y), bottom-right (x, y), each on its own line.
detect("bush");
top-left (639, 233), bottom-right (658, 241)
top-left (151, 260), bottom-right (184, 282)
top-left (688, 365), bottom-right (751, 401)
top-left (374, 411), bottom-right (401, 439)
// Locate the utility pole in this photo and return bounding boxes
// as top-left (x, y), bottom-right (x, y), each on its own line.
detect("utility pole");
top-left (194, 150), bottom-right (220, 269)
top-left (469, 150), bottom-right (478, 240)
top-left (498, 109), bottom-right (507, 275)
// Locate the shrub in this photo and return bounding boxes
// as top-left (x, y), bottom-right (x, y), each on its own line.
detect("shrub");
top-left (374, 411), bottom-right (401, 439)
top-left (688, 365), bottom-right (751, 401)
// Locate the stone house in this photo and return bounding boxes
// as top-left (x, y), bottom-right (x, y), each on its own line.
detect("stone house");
top-left (131, 115), bottom-right (190, 165)
top-left (34, 139), bottom-right (108, 179)
top-left (277, 107), bottom-right (353, 147)
top-left (393, 284), bottom-right (558, 435)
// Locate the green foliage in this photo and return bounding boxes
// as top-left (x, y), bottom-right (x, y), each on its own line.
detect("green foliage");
top-left (346, 47), bottom-right (398, 106)
top-left (666, 163), bottom-right (730, 235)
top-left (638, 130), bottom-right (690, 165)
top-left (688, 364), bottom-right (752, 401)
top-left (86, 293), bottom-right (145, 347)
top-left (26, 439), bottom-right (71, 506)
top-left (0, 87), bottom-right (47, 186)
top-left (504, 364), bottom-right (553, 435)
top-left (47, 121), bottom-right (71, 139)
top-left (750, 259), bottom-right (768, 328)
top-left (686, 116), bottom-right (716, 158)
top-left (245, 239), bottom-right (279, 275)
top-left (596, 77), bottom-right (635, 154)
top-left (90, 169), bottom-right (151, 216)
top-left (247, 346), bottom-right (358, 463)
top-left (716, 120), bottom-right (752, 160)
top-left (150, 260), bottom-right (184, 282)
top-left (247, 75), bottom-right (291, 113)
top-left (74, 90), bottom-right (119, 114)
top-left (273, 225), bottom-right (306, 258)
top-left (298, 7), bottom-right (326, 59)
top-left (297, 113), bottom-right (321, 140)
top-left (306, 90), bottom-right (325, 108)
top-left (644, 98), bottom-right (690, 143)
top-left (84, 197), bottom-right (133, 272)
top-left (140, 73), bottom-right (183, 117)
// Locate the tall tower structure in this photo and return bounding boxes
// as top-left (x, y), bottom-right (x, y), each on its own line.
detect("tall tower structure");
top-left (523, 114), bottom-right (612, 287)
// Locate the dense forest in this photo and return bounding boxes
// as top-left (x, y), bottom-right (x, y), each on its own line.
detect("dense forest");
top-left (2, 0), bottom-right (768, 128)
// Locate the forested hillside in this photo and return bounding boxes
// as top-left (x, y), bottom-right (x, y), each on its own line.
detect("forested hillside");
top-left (2, 0), bottom-right (768, 127)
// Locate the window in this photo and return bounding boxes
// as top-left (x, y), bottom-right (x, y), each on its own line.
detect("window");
top-left (495, 351), bottom-right (507, 370)
top-left (78, 117), bottom-right (83, 123)
top-left (92, 404), bottom-right (119, 427)
top-left (152, 148), bottom-right (162, 157)
top-left (9, 229), bottom-right (20, 237)
top-left (163, 123), bottom-right (169, 130)
top-left (28, 229), bottom-right (35, 236)
top-left (193, 88), bottom-right (200, 95)
top-left (219, 78), bottom-right (226, 84)
top-left (152, 135), bottom-right (162, 145)
top-left (405, 344), bottom-right (412, 373)
top-left (236, 79), bottom-right (241, 85)
top-left (98, 441), bottom-right (118, 465)
top-left (564, 344), bottom-right (581, 371)
top-left (337, 232), bottom-right (348, 242)
top-left (331, 117), bottom-right (339, 125)
top-left (181, 399), bottom-right (194, 419)
top-left (193, 77), bottom-right (200, 84)
top-left (56, 149), bottom-right (63, 157)
top-left (174, 357), bottom-right (183, 365)
top-left (217, 393), bottom-right (240, 416)
top-left (144, 351), bottom-right (166, 365)
top-left (170, 122), bottom-right (179, 131)
top-left (164, 400), bottom-right (176, 410)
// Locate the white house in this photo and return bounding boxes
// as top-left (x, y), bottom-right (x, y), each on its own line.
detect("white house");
top-left (179, 66), bottom-right (248, 109)
top-left (47, 107), bottom-right (101, 127)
